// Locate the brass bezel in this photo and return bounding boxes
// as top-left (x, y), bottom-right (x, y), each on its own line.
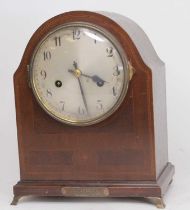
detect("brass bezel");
top-left (29, 22), bottom-right (130, 126)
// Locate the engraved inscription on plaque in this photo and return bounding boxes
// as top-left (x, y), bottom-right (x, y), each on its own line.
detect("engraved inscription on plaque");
top-left (61, 187), bottom-right (109, 197)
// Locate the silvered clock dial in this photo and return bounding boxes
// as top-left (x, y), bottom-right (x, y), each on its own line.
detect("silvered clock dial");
top-left (29, 23), bottom-right (130, 126)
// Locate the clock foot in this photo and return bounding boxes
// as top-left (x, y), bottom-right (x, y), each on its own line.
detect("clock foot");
top-left (147, 197), bottom-right (166, 209)
top-left (11, 195), bottom-right (22, 205)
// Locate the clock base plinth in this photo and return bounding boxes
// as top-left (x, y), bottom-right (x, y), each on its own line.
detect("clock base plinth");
top-left (12, 163), bottom-right (174, 208)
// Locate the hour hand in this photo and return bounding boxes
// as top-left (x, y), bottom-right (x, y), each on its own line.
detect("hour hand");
top-left (81, 73), bottom-right (107, 87)
top-left (68, 68), bottom-right (107, 87)
top-left (91, 75), bottom-right (106, 87)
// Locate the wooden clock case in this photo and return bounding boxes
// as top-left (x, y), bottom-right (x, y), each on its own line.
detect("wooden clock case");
top-left (12, 11), bottom-right (174, 207)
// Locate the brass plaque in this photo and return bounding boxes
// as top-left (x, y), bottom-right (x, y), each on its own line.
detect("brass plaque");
top-left (61, 187), bottom-right (109, 197)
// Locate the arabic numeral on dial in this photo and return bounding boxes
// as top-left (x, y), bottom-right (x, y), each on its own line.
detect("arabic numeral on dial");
top-left (40, 70), bottom-right (47, 79)
top-left (73, 29), bottom-right (80, 40)
top-left (113, 65), bottom-right (121, 76)
top-left (54, 36), bottom-right (61, 46)
top-left (46, 89), bottom-right (52, 97)
top-left (43, 51), bottom-right (51, 61)
top-left (60, 101), bottom-right (65, 111)
top-left (96, 100), bottom-right (104, 111)
top-left (78, 106), bottom-right (85, 115)
top-left (112, 87), bottom-right (117, 97)
top-left (94, 32), bottom-right (97, 44)
top-left (106, 47), bottom-right (113, 57)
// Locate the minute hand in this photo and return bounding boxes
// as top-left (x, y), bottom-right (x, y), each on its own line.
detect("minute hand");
top-left (77, 77), bottom-right (89, 114)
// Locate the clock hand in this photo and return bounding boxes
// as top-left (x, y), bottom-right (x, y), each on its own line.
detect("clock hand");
top-left (68, 69), bottom-right (107, 87)
top-left (82, 73), bottom-right (107, 87)
top-left (73, 61), bottom-right (78, 69)
top-left (77, 77), bottom-right (89, 114)
top-left (69, 62), bottom-right (89, 114)
top-left (72, 61), bottom-right (107, 87)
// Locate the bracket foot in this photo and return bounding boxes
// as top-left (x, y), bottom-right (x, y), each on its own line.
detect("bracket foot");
top-left (11, 196), bottom-right (22, 205)
top-left (148, 197), bottom-right (166, 209)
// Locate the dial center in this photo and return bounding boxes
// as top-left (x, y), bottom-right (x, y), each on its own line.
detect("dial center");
top-left (74, 69), bottom-right (82, 78)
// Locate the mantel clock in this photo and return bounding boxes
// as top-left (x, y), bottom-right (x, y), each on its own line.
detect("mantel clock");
top-left (12, 11), bottom-right (174, 208)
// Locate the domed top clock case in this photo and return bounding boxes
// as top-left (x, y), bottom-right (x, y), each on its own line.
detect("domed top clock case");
top-left (12, 11), bottom-right (174, 207)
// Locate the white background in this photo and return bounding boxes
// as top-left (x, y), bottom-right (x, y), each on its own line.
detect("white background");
top-left (0, 0), bottom-right (190, 209)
